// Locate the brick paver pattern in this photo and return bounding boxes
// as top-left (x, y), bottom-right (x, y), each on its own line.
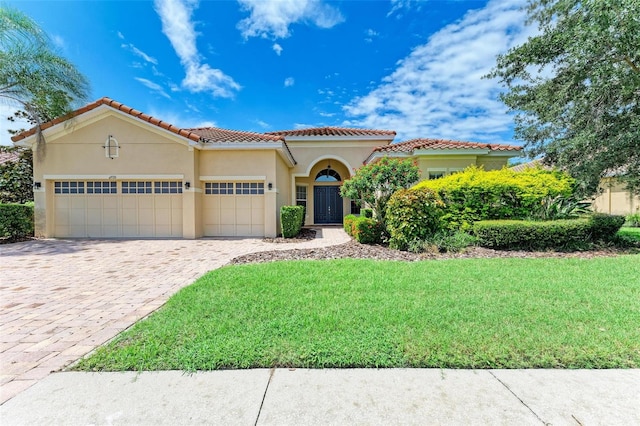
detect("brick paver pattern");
top-left (0, 228), bottom-right (349, 404)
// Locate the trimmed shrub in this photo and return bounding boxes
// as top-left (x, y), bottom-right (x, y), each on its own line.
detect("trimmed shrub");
top-left (353, 217), bottom-right (384, 244)
top-left (415, 166), bottom-right (575, 229)
top-left (343, 214), bottom-right (357, 236)
top-left (361, 208), bottom-right (373, 219)
top-left (589, 214), bottom-right (625, 241)
top-left (0, 203), bottom-right (34, 242)
top-left (280, 205), bottom-right (304, 238)
top-left (385, 187), bottom-right (445, 251)
top-left (472, 219), bottom-right (593, 250)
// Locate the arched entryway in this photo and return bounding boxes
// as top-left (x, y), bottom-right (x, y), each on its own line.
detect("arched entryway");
top-left (313, 167), bottom-right (343, 223)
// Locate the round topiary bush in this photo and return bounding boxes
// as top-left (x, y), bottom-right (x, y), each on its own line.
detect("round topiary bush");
top-left (385, 187), bottom-right (445, 251)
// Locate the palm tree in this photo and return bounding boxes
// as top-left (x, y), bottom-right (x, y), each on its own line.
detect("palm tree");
top-left (0, 6), bottom-right (89, 157)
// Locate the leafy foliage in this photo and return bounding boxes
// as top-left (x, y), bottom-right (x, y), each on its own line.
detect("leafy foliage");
top-left (416, 166), bottom-right (575, 229)
top-left (0, 202), bottom-right (33, 242)
top-left (528, 194), bottom-right (592, 220)
top-left (487, 0), bottom-right (640, 196)
top-left (625, 213), bottom-right (640, 227)
top-left (0, 6), bottom-right (89, 153)
top-left (473, 214), bottom-right (625, 250)
top-left (340, 157), bottom-right (420, 224)
top-left (352, 217), bottom-right (385, 244)
top-left (0, 146), bottom-right (32, 204)
top-left (417, 230), bottom-right (478, 254)
top-left (280, 205), bottom-right (304, 238)
top-left (385, 187), bottom-right (445, 251)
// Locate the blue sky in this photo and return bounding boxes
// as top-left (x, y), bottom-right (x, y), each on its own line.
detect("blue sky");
top-left (1, 0), bottom-right (535, 147)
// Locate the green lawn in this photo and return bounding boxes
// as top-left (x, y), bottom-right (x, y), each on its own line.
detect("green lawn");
top-left (75, 256), bottom-right (640, 371)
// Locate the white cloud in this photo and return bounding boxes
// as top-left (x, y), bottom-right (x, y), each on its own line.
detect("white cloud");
top-left (237, 0), bottom-right (344, 39)
top-left (122, 43), bottom-right (158, 65)
top-left (319, 112), bottom-right (335, 117)
top-left (272, 43), bottom-right (283, 56)
top-left (344, 0), bottom-right (535, 143)
top-left (51, 34), bottom-right (65, 49)
top-left (284, 77), bottom-right (295, 87)
top-left (388, 0), bottom-right (426, 17)
top-left (117, 31), bottom-right (125, 40)
top-left (154, 0), bottom-right (241, 98)
top-left (147, 107), bottom-right (217, 129)
top-left (255, 119), bottom-right (270, 129)
top-left (135, 77), bottom-right (171, 99)
top-left (364, 28), bottom-right (379, 43)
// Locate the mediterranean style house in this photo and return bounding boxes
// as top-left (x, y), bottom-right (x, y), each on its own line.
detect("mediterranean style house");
top-left (12, 97), bottom-right (522, 238)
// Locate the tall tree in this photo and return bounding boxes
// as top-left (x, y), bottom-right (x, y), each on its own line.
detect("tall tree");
top-left (488, 0), bottom-right (640, 196)
top-left (0, 6), bottom-right (89, 155)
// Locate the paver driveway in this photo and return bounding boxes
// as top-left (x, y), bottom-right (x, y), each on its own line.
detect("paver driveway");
top-left (0, 229), bottom-right (349, 404)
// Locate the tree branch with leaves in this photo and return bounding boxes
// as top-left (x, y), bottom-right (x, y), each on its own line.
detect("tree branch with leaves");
top-left (487, 0), bottom-right (640, 196)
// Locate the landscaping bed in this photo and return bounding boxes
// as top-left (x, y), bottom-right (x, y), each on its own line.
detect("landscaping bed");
top-left (234, 239), bottom-right (636, 264)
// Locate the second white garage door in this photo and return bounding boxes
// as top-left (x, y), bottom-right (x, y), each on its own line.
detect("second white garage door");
top-left (203, 182), bottom-right (265, 236)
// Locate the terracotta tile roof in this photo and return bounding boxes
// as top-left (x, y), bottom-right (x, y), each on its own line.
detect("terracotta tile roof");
top-left (266, 126), bottom-right (396, 137)
top-left (510, 158), bottom-right (550, 172)
top-left (373, 138), bottom-right (522, 153)
top-left (11, 97), bottom-right (202, 143)
top-left (0, 149), bottom-right (21, 165)
top-left (186, 127), bottom-right (285, 143)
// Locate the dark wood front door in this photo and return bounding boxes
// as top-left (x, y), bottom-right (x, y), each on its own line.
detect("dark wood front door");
top-left (314, 186), bottom-right (343, 224)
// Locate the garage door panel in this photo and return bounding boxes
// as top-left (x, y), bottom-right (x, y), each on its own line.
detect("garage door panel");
top-left (236, 197), bottom-right (251, 209)
top-left (236, 209), bottom-right (251, 224)
top-left (251, 196), bottom-right (264, 209)
top-left (69, 209), bottom-right (86, 226)
top-left (121, 197), bottom-right (137, 209)
top-left (155, 209), bottom-right (171, 225)
top-left (219, 224), bottom-right (236, 235)
top-left (55, 196), bottom-right (70, 209)
top-left (236, 225), bottom-right (251, 235)
top-left (221, 209), bottom-right (236, 224)
top-left (87, 209), bottom-right (102, 226)
top-left (138, 197), bottom-right (154, 209)
top-left (251, 209), bottom-right (264, 224)
top-left (70, 197), bottom-right (86, 209)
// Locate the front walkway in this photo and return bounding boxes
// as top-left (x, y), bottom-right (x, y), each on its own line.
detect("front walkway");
top-left (0, 228), bottom-right (350, 404)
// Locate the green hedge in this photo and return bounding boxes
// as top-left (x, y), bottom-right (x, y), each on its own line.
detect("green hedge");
top-left (353, 217), bottom-right (384, 244)
top-left (280, 205), bottom-right (305, 238)
top-left (344, 214), bottom-right (357, 236)
top-left (473, 214), bottom-right (626, 250)
top-left (361, 208), bottom-right (373, 219)
top-left (385, 187), bottom-right (444, 251)
top-left (0, 203), bottom-right (34, 242)
top-left (416, 166), bottom-right (575, 229)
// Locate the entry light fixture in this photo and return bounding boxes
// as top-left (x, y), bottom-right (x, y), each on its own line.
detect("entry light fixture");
top-left (184, 181), bottom-right (191, 189)
top-left (268, 182), bottom-right (273, 191)
top-left (33, 181), bottom-right (41, 190)
top-left (104, 135), bottom-right (119, 159)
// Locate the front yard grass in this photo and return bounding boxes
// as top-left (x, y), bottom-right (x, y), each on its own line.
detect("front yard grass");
top-left (75, 256), bottom-right (640, 371)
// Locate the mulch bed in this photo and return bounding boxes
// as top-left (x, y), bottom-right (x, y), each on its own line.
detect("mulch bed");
top-left (262, 228), bottom-right (317, 243)
top-left (231, 239), bottom-right (637, 265)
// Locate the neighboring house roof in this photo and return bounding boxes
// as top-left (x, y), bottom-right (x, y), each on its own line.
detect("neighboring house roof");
top-left (510, 158), bottom-right (549, 172)
top-left (0, 149), bottom-right (21, 165)
top-left (11, 97), bottom-right (202, 143)
top-left (187, 127), bottom-right (285, 143)
top-left (373, 138), bottom-right (522, 154)
top-left (266, 127), bottom-right (396, 138)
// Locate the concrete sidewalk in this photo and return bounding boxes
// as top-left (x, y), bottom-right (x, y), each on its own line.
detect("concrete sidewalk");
top-left (1, 369), bottom-right (638, 425)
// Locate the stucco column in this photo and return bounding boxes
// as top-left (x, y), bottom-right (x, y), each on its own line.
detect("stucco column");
top-left (182, 188), bottom-right (198, 239)
top-left (265, 189), bottom-right (278, 237)
top-left (33, 187), bottom-right (47, 238)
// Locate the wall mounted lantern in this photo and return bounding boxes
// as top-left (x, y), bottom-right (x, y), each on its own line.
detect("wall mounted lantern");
top-left (184, 182), bottom-right (191, 190)
top-left (104, 135), bottom-right (119, 159)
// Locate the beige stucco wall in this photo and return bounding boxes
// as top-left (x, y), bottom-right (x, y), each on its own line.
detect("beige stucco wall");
top-left (30, 112), bottom-right (197, 238)
top-left (275, 153), bottom-right (291, 234)
top-left (198, 149), bottom-right (280, 237)
top-left (592, 178), bottom-right (640, 215)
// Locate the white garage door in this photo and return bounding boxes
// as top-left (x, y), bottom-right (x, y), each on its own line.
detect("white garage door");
top-left (53, 180), bottom-right (183, 238)
top-left (203, 182), bottom-right (265, 236)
